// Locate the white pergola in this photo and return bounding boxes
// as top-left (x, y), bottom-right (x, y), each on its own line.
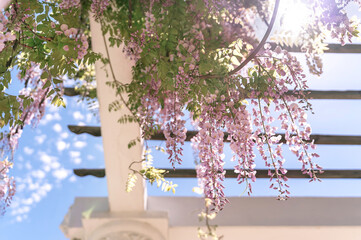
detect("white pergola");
top-left (60, 18), bottom-right (361, 240)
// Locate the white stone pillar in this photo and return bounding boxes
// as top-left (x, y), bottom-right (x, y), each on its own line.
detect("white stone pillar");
top-left (89, 17), bottom-right (145, 212)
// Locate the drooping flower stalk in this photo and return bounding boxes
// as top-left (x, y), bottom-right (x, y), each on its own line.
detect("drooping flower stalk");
top-left (193, 94), bottom-right (228, 211)
top-left (0, 159), bottom-right (15, 215)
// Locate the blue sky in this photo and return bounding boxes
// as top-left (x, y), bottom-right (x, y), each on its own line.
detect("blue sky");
top-left (0, 93), bottom-right (108, 239)
top-left (1, 4), bottom-right (361, 240)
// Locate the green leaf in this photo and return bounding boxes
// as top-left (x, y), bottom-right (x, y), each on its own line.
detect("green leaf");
top-left (53, 78), bottom-right (63, 84)
top-left (158, 61), bottom-right (168, 79)
top-left (41, 71), bottom-right (48, 79)
top-left (42, 80), bottom-right (51, 89)
top-left (0, 99), bottom-right (9, 111)
top-left (46, 89), bottom-right (55, 98)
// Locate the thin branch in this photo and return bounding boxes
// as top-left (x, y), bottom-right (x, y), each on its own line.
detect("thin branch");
top-left (128, 0), bottom-right (132, 28)
top-left (128, 159), bottom-right (145, 172)
top-left (19, 43), bottom-right (33, 50)
top-left (101, 28), bottom-right (140, 123)
top-left (228, 0), bottom-right (280, 76)
top-left (262, 16), bottom-right (270, 27)
top-left (22, 22), bottom-right (53, 42)
top-left (257, 97), bottom-right (284, 194)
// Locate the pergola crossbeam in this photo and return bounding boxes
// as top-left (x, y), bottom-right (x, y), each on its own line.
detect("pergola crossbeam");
top-left (73, 168), bottom-right (361, 179)
top-left (68, 125), bottom-right (101, 136)
top-left (299, 90), bottom-right (361, 99)
top-left (68, 125), bottom-right (361, 145)
top-left (64, 88), bottom-right (361, 99)
top-left (278, 43), bottom-right (361, 54)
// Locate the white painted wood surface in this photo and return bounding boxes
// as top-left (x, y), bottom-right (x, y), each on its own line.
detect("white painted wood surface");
top-left (89, 17), bottom-right (145, 212)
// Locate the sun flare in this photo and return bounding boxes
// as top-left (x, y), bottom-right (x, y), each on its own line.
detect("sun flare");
top-left (279, 0), bottom-right (313, 34)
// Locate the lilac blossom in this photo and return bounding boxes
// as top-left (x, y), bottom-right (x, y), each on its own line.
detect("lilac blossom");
top-left (91, 0), bottom-right (110, 19)
top-left (59, 0), bottom-right (80, 10)
top-left (0, 159), bottom-right (15, 215)
top-left (192, 94), bottom-right (228, 211)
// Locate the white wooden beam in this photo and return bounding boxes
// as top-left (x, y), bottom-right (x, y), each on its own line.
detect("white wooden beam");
top-left (89, 17), bottom-right (145, 212)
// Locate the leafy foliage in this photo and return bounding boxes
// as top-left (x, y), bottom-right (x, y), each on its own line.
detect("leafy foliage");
top-left (127, 149), bottom-right (177, 194)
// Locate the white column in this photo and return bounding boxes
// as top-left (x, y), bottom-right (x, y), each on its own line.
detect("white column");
top-left (89, 18), bottom-right (145, 212)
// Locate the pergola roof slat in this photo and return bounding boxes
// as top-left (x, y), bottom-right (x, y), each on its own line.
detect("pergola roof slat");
top-left (64, 88), bottom-right (361, 99)
top-left (67, 125), bottom-right (361, 145)
top-left (300, 90), bottom-right (361, 99)
top-left (68, 125), bottom-right (101, 137)
top-left (271, 43), bottom-right (361, 54)
top-left (73, 168), bottom-right (361, 179)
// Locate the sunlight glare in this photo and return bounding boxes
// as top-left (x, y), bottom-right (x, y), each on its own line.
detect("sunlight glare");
top-left (279, 0), bottom-right (312, 34)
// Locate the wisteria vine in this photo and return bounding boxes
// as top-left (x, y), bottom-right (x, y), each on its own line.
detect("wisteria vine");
top-left (0, 0), bottom-right (360, 214)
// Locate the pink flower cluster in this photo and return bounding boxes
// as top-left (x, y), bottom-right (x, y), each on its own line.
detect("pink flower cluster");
top-left (202, 0), bottom-right (256, 46)
top-left (137, 81), bottom-right (187, 168)
top-left (17, 62), bottom-right (42, 87)
top-left (137, 75), bottom-right (161, 139)
top-left (160, 93), bottom-right (187, 167)
top-left (91, 0), bottom-right (110, 19)
top-left (187, 42), bottom-right (322, 207)
top-left (3, 63), bottom-right (53, 155)
top-left (0, 159), bottom-right (15, 215)
top-left (59, 0), bottom-right (109, 19)
top-left (0, 11), bottom-right (17, 52)
top-left (55, 24), bottom-right (88, 59)
top-left (159, 23), bottom-right (207, 167)
top-left (317, 0), bottom-right (357, 45)
top-left (18, 84), bottom-right (48, 127)
top-left (247, 46), bottom-right (322, 199)
top-left (59, 0), bottom-right (80, 10)
top-left (192, 93), bottom-right (228, 211)
top-left (124, 10), bottom-right (160, 61)
top-left (124, 6), bottom-right (189, 167)
top-left (224, 91), bottom-right (256, 193)
top-left (0, 64), bottom-right (56, 215)
top-left (0, 64), bottom-right (43, 155)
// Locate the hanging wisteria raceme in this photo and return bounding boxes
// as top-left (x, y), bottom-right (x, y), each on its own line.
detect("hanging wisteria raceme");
top-left (0, 4), bottom-right (20, 206)
top-left (224, 91), bottom-right (256, 195)
top-left (128, 4), bottom-right (201, 167)
top-left (0, 6), bottom-right (18, 52)
top-left (58, 0), bottom-right (80, 10)
top-left (248, 45), bottom-right (322, 199)
top-left (316, 0), bottom-right (358, 45)
top-left (296, 0), bottom-right (359, 76)
top-left (137, 74), bottom-right (161, 139)
top-left (18, 70), bottom-right (50, 127)
top-left (192, 94), bottom-right (228, 211)
top-left (0, 158), bottom-right (15, 215)
top-left (59, 0), bottom-right (111, 18)
top-left (160, 92), bottom-right (186, 167)
top-left (1, 64), bottom-right (52, 159)
top-left (211, 0), bottom-right (258, 48)
top-left (91, 0), bottom-right (110, 19)
top-left (0, 20), bottom-right (89, 156)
